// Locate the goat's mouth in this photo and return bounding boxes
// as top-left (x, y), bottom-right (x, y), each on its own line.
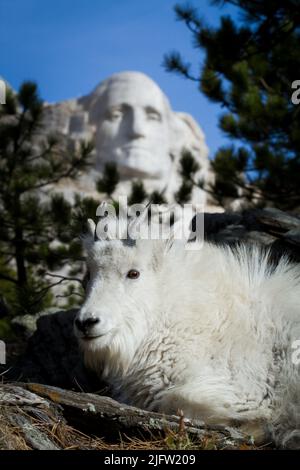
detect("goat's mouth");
top-left (79, 329), bottom-right (115, 341)
top-left (76, 326), bottom-right (116, 343)
top-left (80, 334), bottom-right (105, 341)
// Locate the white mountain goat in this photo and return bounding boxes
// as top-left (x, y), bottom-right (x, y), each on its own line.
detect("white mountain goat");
top-left (74, 215), bottom-right (300, 448)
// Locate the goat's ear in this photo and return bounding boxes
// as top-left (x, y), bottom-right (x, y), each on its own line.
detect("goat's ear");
top-left (81, 218), bottom-right (96, 248)
top-left (86, 218), bottom-right (96, 237)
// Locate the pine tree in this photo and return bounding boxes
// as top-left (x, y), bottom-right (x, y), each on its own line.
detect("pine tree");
top-left (149, 190), bottom-right (167, 205)
top-left (96, 162), bottom-right (120, 197)
top-left (0, 82), bottom-right (93, 314)
top-left (164, 0), bottom-right (300, 210)
top-left (175, 150), bottom-right (200, 204)
top-left (128, 180), bottom-right (148, 205)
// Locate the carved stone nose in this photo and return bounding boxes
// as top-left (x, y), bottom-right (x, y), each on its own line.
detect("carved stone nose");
top-left (75, 317), bottom-right (100, 333)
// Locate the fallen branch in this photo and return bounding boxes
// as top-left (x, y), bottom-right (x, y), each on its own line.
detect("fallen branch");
top-left (0, 382), bottom-right (256, 449)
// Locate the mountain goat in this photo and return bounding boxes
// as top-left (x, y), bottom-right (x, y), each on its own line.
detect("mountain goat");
top-left (74, 214), bottom-right (300, 448)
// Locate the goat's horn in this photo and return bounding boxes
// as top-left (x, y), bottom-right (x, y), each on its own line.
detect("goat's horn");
top-left (128, 201), bottom-right (150, 236)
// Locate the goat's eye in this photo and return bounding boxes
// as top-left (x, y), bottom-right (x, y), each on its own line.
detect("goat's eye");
top-left (127, 269), bottom-right (140, 280)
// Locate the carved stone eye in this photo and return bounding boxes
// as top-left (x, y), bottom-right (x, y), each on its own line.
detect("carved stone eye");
top-left (127, 269), bottom-right (140, 280)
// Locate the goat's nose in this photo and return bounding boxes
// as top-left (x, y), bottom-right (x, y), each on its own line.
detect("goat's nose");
top-left (75, 317), bottom-right (100, 333)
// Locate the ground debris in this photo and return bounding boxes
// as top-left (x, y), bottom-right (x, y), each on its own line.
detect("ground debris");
top-left (0, 382), bottom-right (268, 450)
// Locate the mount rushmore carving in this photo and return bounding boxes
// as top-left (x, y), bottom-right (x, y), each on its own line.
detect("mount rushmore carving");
top-left (42, 71), bottom-right (215, 207)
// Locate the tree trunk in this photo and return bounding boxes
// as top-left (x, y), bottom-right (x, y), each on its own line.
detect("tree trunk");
top-left (15, 224), bottom-right (27, 288)
top-left (13, 194), bottom-right (27, 288)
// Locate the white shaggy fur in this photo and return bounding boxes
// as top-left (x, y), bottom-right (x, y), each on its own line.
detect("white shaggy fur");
top-left (75, 218), bottom-right (300, 448)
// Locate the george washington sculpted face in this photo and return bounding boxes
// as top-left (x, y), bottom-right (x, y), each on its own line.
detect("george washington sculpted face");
top-left (90, 72), bottom-right (173, 179)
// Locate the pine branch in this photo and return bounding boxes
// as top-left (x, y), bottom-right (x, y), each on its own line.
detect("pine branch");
top-left (45, 272), bottom-right (84, 286)
top-left (0, 273), bottom-right (18, 284)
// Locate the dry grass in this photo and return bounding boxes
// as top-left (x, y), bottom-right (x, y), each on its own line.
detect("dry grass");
top-left (0, 409), bottom-right (31, 450)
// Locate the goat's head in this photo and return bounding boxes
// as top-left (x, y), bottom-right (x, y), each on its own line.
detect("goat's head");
top-left (74, 205), bottom-right (194, 373)
top-left (74, 216), bottom-right (170, 367)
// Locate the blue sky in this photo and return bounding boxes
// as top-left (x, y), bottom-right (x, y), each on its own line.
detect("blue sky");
top-left (0, 0), bottom-right (239, 157)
